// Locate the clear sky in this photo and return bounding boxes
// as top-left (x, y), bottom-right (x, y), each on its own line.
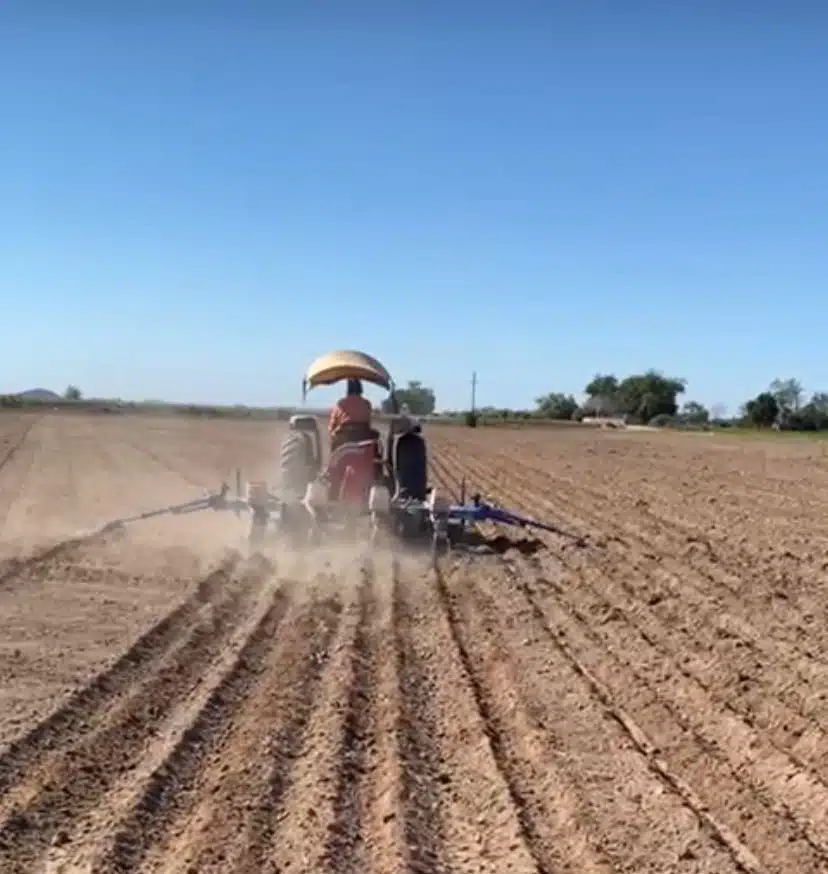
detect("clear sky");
top-left (1, 2), bottom-right (826, 414)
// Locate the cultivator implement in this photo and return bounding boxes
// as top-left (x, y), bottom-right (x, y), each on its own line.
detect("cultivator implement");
top-left (97, 471), bottom-right (577, 565)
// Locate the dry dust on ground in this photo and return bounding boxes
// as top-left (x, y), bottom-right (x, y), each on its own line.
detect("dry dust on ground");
top-left (0, 413), bottom-right (827, 874)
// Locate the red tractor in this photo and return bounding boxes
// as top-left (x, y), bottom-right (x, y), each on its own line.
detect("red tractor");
top-left (272, 350), bottom-right (428, 543)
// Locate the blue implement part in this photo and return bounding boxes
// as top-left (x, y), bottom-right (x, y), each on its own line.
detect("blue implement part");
top-left (446, 499), bottom-right (585, 543)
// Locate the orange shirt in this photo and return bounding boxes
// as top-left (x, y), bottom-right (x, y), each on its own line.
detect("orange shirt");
top-left (328, 394), bottom-right (372, 435)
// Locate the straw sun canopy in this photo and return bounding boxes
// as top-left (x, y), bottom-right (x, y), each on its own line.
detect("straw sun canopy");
top-left (304, 350), bottom-right (393, 391)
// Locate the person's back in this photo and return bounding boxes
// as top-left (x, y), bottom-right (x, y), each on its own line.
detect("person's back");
top-left (329, 378), bottom-right (372, 439)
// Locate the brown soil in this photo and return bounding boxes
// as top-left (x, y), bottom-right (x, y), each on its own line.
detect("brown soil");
top-left (0, 413), bottom-right (826, 873)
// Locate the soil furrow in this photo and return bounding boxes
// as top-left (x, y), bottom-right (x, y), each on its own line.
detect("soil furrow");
top-left (0, 534), bottom-right (107, 590)
top-left (492, 559), bottom-right (768, 874)
top-left (435, 563), bottom-right (612, 874)
top-left (223, 597), bottom-right (344, 874)
top-left (233, 564), bottom-right (374, 874)
top-left (442, 443), bottom-right (828, 738)
top-left (0, 555), bottom-right (240, 776)
top-left (392, 555), bottom-right (541, 874)
top-left (0, 559), bottom-right (259, 872)
top-left (392, 562), bottom-right (449, 873)
top-left (533, 548), bottom-right (828, 800)
top-left (512, 555), bottom-right (828, 873)
top-left (124, 588), bottom-right (342, 874)
top-left (356, 551), bottom-right (409, 874)
top-left (3, 415), bottom-right (828, 873)
top-left (319, 561), bottom-right (379, 873)
top-left (95, 580), bottom-right (299, 873)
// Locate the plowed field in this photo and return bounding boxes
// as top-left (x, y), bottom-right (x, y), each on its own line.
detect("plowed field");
top-left (1, 413), bottom-right (827, 874)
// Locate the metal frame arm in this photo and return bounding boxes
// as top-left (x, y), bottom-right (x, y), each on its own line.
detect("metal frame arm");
top-left (99, 483), bottom-right (253, 532)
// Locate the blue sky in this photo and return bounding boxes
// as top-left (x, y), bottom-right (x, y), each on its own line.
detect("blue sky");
top-left (1, 2), bottom-right (826, 413)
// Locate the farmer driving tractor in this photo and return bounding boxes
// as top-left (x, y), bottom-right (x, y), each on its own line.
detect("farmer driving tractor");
top-left (328, 378), bottom-right (373, 451)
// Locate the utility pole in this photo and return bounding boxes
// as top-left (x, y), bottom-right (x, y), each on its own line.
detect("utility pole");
top-left (470, 371), bottom-right (477, 414)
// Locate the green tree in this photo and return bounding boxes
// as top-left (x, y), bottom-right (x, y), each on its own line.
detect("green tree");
top-left (581, 394), bottom-right (618, 417)
top-left (614, 370), bottom-right (686, 422)
top-left (534, 392), bottom-right (579, 420)
top-left (64, 385), bottom-right (82, 401)
top-left (788, 391), bottom-right (828, 431)
top-left (769, 377), bottom-right (803, 413)
top-left (584, 374), bottom-right (619, 398)
top-left (744, 392), bottom-right (779, 427)
top-left (809, 391), bottom-right (828, 413)
top-left (381, 380), bottom-right (436, 416)
top-left (681, 400), bottom-right (710, 425)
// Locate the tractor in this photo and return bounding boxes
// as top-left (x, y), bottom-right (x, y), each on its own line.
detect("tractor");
top-left (96, 350), bottom-right (575, 564)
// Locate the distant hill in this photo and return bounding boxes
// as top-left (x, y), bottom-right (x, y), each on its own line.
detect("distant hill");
top-left (16, 388), bottom-right (62, 402)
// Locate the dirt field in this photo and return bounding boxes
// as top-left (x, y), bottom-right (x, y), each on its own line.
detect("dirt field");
top-left (1, 413), bottom-right (827, 874)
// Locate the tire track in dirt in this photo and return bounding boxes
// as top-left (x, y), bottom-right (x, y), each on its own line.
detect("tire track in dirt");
top-left (0, 555), bottom-right (274, 873)
top-left (263, 557), bottom-right (385, 874)
top-left (144, 543), bottom-right (562, 874)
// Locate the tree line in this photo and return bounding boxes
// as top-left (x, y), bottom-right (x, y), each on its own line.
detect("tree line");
top-left (5, 374), bottom-right (827, 432)
top-left (429, 371), bottom-right (828, 431)
top-left (533, 372), bottom-right (828, 431)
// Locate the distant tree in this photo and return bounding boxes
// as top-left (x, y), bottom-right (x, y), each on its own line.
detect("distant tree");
top-left (769, 377), bottom-right (803, 413)
top-left (809, 391), bottom-right (828, 413)
top-left (534, 392), bottom-right (579, 420)
top-left (681, 400), bottom-right (710, 425)
top-left (614, 370), bottom-right (686, 423)
top-left (786, 391), bottom-right (828, 431)
top-left (64, 385), bottom-right (82, 401)
top-left (581, 394), bottom-right (619, 417)
top-left (381, 380), bottom-right (436, 416)
top-left (744, 392), bottom-right (779, 427)
top-left (584, 374), bottom-right (619, 398)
